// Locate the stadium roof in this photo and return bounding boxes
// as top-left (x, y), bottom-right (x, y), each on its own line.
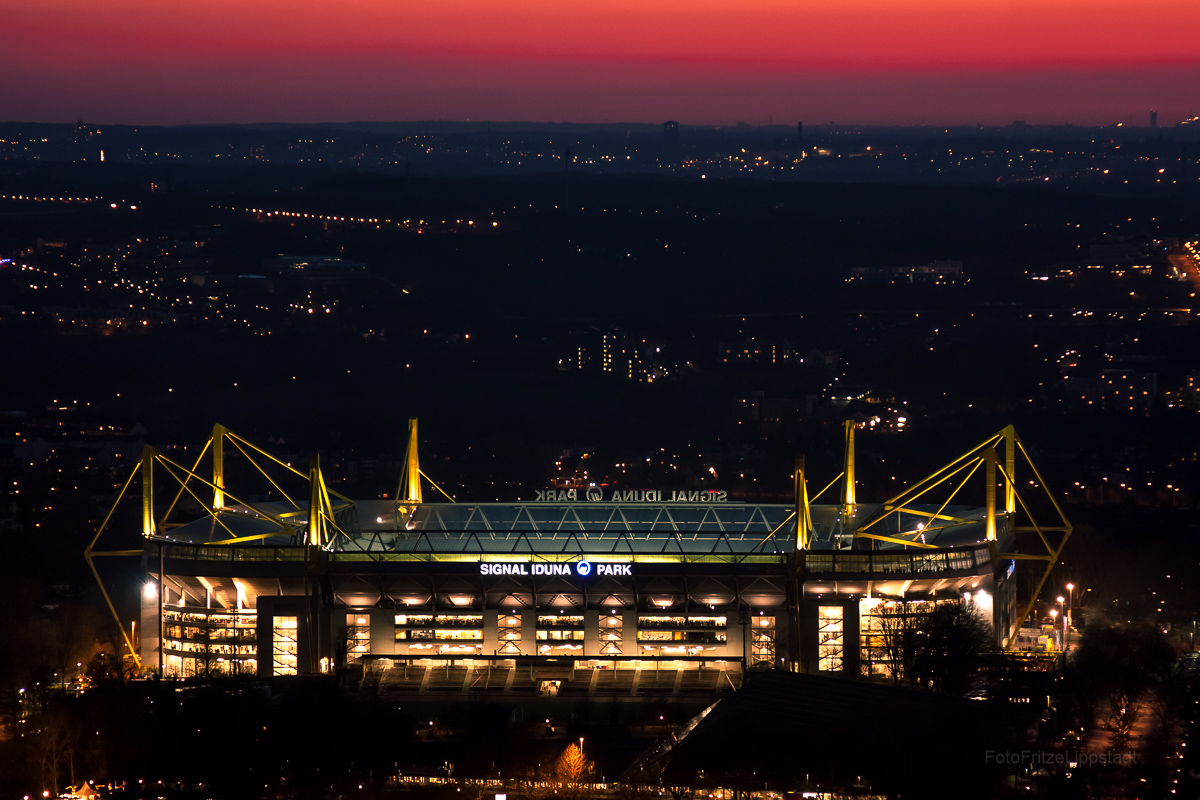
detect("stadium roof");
top-left (162, 499), bottom-right (999, 553)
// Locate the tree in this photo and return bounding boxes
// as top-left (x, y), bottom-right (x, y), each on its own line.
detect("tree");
top-left (1148, 655), bottom-right (1192, 728)
top-left (516, 763), bottom-right (556, 800)
top-left (864, 599), bottom-right (992, 694)
top-left (1068, 619), bottom-right (1176, 744)
top-left (553, 744), bottom-right (593, 799)
top-left (614, 773), bottom-right (652, 800)
top-left (83, 651), bottom-right (136, 688)
top-left (864, 600), bottom-right (923, 686)
top-left (917, 601), bottom-right (995, 695)
top-left (33, 701), bottom-right (81, 794)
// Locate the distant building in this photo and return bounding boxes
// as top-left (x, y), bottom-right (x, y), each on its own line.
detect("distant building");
top-left (664, 121), bottom-right (679, 141)
top-left (1086, 240), bottom-right (1143, 263)
top-left (1100, 370), bottom-right (1157, 413)
top-left (564, 327), bottom-right (651, 381)
top-left (1065, 369), bottom-right (1157, 413)
top-left (1150, 110), bottom-right (1158, 130)
top-left (847, 260), bottom-right (963, 285)
top-left (601, 329), bottom-right (642, 379)
top-left (265, 255), bottom-right (367, 280)
top-left (143, 236), bottom-right (207, 261)
top-left (718, 339), bottom-right (800, 365)
top-left (1186, 372), bottom-right (1200, 410)
top-left (80, 241), bottom-right (138, 264)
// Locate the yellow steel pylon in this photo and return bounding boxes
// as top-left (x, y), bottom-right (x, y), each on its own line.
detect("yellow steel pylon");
top-left (851, 425), bottom-right (1071, 647)
top-left (394, 419), bottom-right (456, 522)
top-left (85, 425), bottom-right (359, 666)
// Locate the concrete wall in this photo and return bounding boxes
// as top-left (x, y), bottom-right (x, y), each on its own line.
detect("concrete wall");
top-left (370, 608), bottom-right (395, 656)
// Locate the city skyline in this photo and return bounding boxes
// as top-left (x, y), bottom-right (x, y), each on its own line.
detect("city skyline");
top-left (5, 0), bottom-right (1200, 125)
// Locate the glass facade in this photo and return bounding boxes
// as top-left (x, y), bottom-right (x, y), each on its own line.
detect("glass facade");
top-left (273, 616), bottom-right (298, 676)
top-left (346, 613), bottom-right (370, 664)
top-left (498, 613), bottom-right (522, 655)
top-left (636, 615), bottom-right (727, 654)
top-left (600, 612), bottom-right (623, 655)
top-left (395, 612), bottom-right (483, 655)
top-left (161, 608), bottom-right (256, 678)
top-left (750, 616), bottom-right (776, 667)
top-left (536, 614), bottom-right (584, 655)
top-left (817, 606), bottom-right (844, 672)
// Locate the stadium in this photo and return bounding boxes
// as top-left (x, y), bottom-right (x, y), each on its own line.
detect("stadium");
top-left (86, 421), bottom-right (1071, 696)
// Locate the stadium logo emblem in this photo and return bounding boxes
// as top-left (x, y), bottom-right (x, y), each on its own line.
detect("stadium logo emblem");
top-left (585, 488), bottom-right (603, 502)
top-left (575, 560), bottom-right (593, 577)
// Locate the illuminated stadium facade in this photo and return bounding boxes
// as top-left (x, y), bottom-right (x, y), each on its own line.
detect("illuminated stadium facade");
top-left (86, 422), bottom-right (1071, 694)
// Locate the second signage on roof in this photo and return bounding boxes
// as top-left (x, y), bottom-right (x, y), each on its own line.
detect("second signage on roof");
top-left (532, 489), bottom-right (728, 503)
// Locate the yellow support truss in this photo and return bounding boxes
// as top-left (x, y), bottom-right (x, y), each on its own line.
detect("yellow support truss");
top-left (852, 425), bottom-right (1071, 648)
top-left (84, 424), bottom-right (358, 666)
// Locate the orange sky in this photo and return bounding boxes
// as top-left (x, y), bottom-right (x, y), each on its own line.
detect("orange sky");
top-left (4, 0), bottom-right (1200, 124)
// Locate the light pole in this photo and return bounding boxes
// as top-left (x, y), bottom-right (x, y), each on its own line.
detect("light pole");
top-left (1057, 596), bottom-right (1066, 651)
top-left (1050, 608), bottom-right (1059, 651)
top-left (1065, 583), bottom-right (1074, 644)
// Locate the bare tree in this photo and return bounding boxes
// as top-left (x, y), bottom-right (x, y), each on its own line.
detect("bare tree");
top-left (664, 785), bottom-right (693, 800)
top-left (1068, 619), bottom-right (1177, 745)
top-left (918, 601), bottom-right (994, 695)
top-left (34, 702), bottom-right (80, 794)
top-left (516, 763), bottom-right (556, 800)
top-left (1148, 656), bottom-right (1191, 727)
top-left (864, 601), bottom-right (924, 685)
top-left (864, 599), bottom-right (992, 693)
top-left (614, 776), bottom-right (650, 800)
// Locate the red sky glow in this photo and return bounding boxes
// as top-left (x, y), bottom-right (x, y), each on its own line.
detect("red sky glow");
top-left (4, 0), bottom-right (1200, 125)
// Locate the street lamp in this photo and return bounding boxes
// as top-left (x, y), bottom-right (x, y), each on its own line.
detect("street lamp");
top-left (1065, 583), bottom-right (1075, 641)
top-left (1049, 608), bottom-right (1059, 650)
top-left (1057, 596), bottom-right (1067, 650)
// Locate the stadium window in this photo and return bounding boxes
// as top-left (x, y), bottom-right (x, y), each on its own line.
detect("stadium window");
top-left (818, 606), bottom-right (844, 672)
top-left (273, 616), bottom-right (298, 676)
top-left (346, 613), bottom-right (370, 663)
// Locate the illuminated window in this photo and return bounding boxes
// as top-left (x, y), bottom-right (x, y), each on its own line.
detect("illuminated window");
top-left (818, 606), bottom-right (844, 672)
top-left (536, 615), bottom-right (586, 654)
top-left (346, 613), bottom-right (370, 664)
top-left (273, 616), bottom-right (298, 676)
top-left (163, 609), bottom-right (256, 677)
top-left (499, 613), bottom-right (523, 655)
top-left (435, 629), bottom-right (483, 640)
top-left (751, 615), bottom-right (776, 667)
top-left (600, 612), bottom-right (623, 655)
